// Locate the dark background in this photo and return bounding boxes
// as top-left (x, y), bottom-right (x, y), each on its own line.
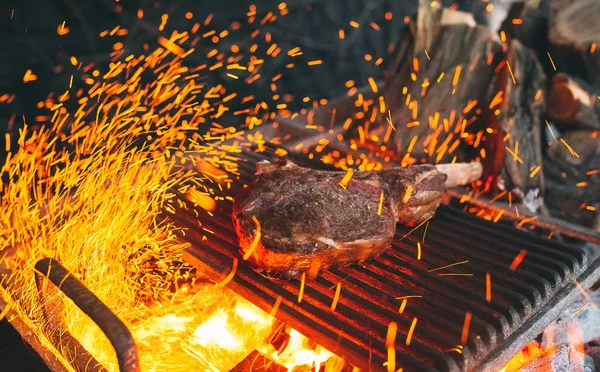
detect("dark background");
top-left (0, 0), bottom-right (491, 370)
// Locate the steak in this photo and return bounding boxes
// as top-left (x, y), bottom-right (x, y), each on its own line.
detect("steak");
top-left (232, 160), bottom-right (482, 279)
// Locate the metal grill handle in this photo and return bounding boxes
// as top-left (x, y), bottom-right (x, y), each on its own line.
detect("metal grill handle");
top-left (35, 257), bottom-right (140, 372)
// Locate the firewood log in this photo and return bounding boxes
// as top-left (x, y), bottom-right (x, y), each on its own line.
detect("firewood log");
top-left (500, 0), bottom-right (549, 58)
top-left (547, 0), bottom-right (600, 89)
top-left (548, 73), bottom-right (600, 129)
top-left (368, 0), bottom-right (502, 164)
top-left (488, 38), bottom-right (547, 197)
top-left (545, 130), bottom-right (600, 228)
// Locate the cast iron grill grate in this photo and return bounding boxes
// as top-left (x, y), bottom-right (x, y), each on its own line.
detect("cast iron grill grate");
top-left (169, 149), bottom-right (592, 372)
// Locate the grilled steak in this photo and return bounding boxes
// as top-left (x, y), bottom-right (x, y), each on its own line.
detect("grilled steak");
top-left (232, 160), bottom-right (482, 279)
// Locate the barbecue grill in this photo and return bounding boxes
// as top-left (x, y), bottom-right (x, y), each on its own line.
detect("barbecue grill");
top-left (170, 145), bottom-right (600, 372)
top-left (2, 129), bottom-right (599, 372)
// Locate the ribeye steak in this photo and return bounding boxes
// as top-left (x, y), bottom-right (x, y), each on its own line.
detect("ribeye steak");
top-left (232, 160), bottom-right (482, 279)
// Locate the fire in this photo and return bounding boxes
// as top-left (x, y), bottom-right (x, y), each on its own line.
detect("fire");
top-left (0, 4), bottom-right (343, 371)
top-left (500, 342), bottom-right (548, 372)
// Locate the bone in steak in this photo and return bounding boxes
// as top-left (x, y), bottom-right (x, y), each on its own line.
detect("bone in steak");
top-left (232, 160), bottom-right (482, 279)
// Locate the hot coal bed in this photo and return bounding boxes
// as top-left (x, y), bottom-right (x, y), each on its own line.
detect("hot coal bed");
top-left (1, 0), bottom-right (600, 371)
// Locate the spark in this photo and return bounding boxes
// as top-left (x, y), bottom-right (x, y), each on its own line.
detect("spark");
top-left (386, 347), bottom-right (395, 372)
top-left (399, 216), bottom-right (432, 241)
top-left (438, 273), bottom-right (473, 277)
top-left (378, 191), bottom-right (385, 216)
top-left (452, 66), bottom-right (462, 86)
top-left (298, 272), bottom-right (306, 303)
top-left (509, 250), bottom-right (527, 271)
top-left (57, 21), bottom-right (70, 35)
top-left (505, 145), bottom-right (523, 164)
top-left (547, 52), bottom-right (557, 70)
top-left (386, 110), bottom-right (396, 130)
top-left (422, 221), bottom-right (429, 243)
top-left (339, 168), bottom-right (354, 189)
top-left (485, 273), bottom-right (492, 303)
top-left (243, 216), bottom-right (262, 260)
top-left (308, 60), bottom-right (323, 66)
top-left (386, 321), bottom-right (398, 348)
top-left (518, 216), bottom-right (538, 227)
top-left (560, 138), bottom-right (580, 158)
top-left (217, 258), bottom-right (238, 288)
top-left (506, 61), bottom-right (516, 85)
top-left (270, 296), bottom-right (282, 316)
top-left (574, 279), bottom-right (598, 310)
top-left (447, 345), bottom-right (463, 354)
top-left (23, 69), bottom-right (38, 83)
top-left (406, 317), bottom-right (418, 346)
top-left (368, 77), bottom-right (378, 93)
top-left (330, 282), bottom-right (342, 311)
top-left (530, 165), bottom-right (541, 178)
top-left (461, 312), bottom-right (472, 344)
top-left (395, 295), bottom-right (422, 300)
top-left (569, 303), bottom-right (590, 318)
top-left (428, 260), bottom-right (469, 273)
top-left (398, 299), bottom-right (408, 314)
top-left (402, 185), bottom-right (414, 204)
top-left (417, 242), bottom-right (422, 260)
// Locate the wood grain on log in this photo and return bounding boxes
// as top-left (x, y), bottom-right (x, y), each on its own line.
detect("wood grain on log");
top-left (548, 73), bottom-right (600, 129)
top-left (369, 2), bottom-right (502, 164)
top-left (492, 39), bottom-right (546, 196)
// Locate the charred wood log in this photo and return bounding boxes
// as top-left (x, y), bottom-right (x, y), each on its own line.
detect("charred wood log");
top-left (548, 72), bottom-right (600, 129)
top-left (544, 130), bottom-right (600, 228)
top-left (368, 0), bottom-right (502, 165)
top-left (547, 0), bottom-right (600, 89)
top-left (489, 39), bottom-right (546, 198)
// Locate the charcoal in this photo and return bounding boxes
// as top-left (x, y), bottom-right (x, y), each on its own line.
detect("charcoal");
top-left (542, 291), bottom-right (600, 346)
